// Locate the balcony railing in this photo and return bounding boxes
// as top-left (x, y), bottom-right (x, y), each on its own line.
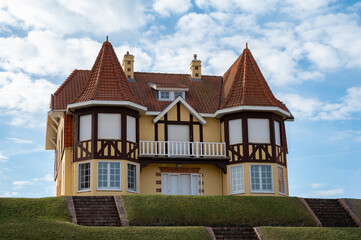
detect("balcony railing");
top-left (139, 141), bottom-right (226, 158)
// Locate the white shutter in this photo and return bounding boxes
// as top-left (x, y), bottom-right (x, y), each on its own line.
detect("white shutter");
top-left (98, 113), bottom-right (121, 139)
top-left (229, 119), bottom-right (242, 145)
top-left (248, 118), bottom-right (270, 143)
top-left (79, 114), bottom-right (92, 141)
top-left (274, 121), bottom-right (281, 146)
top-left (168, 125), bottom-right (189, 141)
top-left (127, 116), bottom-right (136, 142)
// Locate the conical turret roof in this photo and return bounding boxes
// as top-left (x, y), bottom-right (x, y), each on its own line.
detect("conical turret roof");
top-left (72, 38), bottom-right (143, 106)
top-left (220, 46), bottom-right (291, 117)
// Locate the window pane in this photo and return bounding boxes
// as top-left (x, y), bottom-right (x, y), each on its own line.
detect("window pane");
top-left (162, 174), bottom-right (169, 195)
top-left (98, 113), bottom-right (121, 139)
top-left (229, 119), bottom-right (242, 145)
top-left (191, 175), bottom-right (199, 195)
top-left (231, 165), bottom-right (244, 194)
top-left (170, 175), bottom-right (179, 195)
top-left (79, 115), bottom-right (92, 141)
top-left (180, 174), bottom-right (191, 195)
top-left (160, 91), bottom-right (170, 99)
top-left (278, 167), bottom-right (285, 194)
top-left (274, 121), bottom-right (281, 146)
top-left (127, 164), bottom-right (137, 192)
top-left (174, 92), bottom-right (183, 98)
top-left (78, 163), bottom-right (90, 191)
top-left (127, 116), bottom-right (136, 142)
top-left (97, 162), bottom-right (121, 190)
top-left (248, 118), bottom-right (270, 143)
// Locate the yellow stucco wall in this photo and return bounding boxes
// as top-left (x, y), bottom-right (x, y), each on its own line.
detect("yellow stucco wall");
top-left (71, 159), bottom-right (140, 196)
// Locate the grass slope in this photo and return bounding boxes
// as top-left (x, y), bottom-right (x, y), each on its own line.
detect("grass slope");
top-left (261, 227), bottom-right (361, 240)
top-left (346, 199), bottom-right (361, 221)
top-left (0, 197), bottom-right (210, 240)
top-left (122, 195), bottom-right (316, 227)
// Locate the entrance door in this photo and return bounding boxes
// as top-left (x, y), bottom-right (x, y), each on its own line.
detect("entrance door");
top-left (168, 125), bottom-right (190, 155)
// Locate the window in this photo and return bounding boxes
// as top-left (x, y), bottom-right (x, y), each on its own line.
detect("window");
top-left (278, 166), bottom-right (285, 194)
top-left (195, 66), bottom-right (199, 70)
top-left (162, 173), bottom-right (202, 195)
top-left (127, 61), bottom-right (131, 64)
top-left (79, 114), bottom-right (92, 141)
top-left (251, 165), bottom-right (273, 192)
top-left (127, 163), bottom-right (137, 192)
top-left (248, 118), bottom-right (270, 143)
top-left (229, 119), bottom-right (242, 145)
top-left (174, 92), bottom-right (183, 98)
top-left (128, 75), bottom-right (131, 78)
top-left (168, 125), bottom-right (190, 155)
top-left (274, 121), bottom-right (281, 146)
top-left (98, 113), bottom-right (121, 139)
top-left (127, 68), bottom-right (131, 71)
top-left (158, 91), bottom-right (185, 101)
top-left (127, 116), bottom-right (136, 142)
top-left (78, 162), bottom-right (91, 191)
top-left (230, 165), bottom-right (244, 194)
top-left (97, 162), bottom-right (121, 190)
top-left (195, 73), bottom-right (199, 77)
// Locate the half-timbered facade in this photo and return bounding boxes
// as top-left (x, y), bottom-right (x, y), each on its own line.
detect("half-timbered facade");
top-left (46, 39), bottom-right (293, 197)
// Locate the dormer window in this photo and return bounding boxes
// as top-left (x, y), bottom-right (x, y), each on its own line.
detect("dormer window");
top-left (158, 91), bottom-right (185, 101)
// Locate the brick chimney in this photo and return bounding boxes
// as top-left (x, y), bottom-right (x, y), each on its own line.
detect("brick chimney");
top-left (122, 51), bottom-right (134, 79)
top-left (190, 54), bottom-right (201, 80)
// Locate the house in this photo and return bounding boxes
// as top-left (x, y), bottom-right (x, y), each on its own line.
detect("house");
top-left (45, 38), bottom-right (293, 197)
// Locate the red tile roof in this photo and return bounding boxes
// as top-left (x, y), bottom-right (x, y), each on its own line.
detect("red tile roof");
top-left (53, 69), bottom-right (89, 110)
top-left (220, 47), bottom-right (290, 114)
top-left (131, 72), bottom-right (221, 113)
top-left (71, 40), bottom-right (143, 106)
top-left (52, 41), bottom-right (291, 118)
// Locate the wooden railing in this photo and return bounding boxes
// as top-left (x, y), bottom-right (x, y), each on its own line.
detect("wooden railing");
top-left (139, 141), bottom-right (226, 158)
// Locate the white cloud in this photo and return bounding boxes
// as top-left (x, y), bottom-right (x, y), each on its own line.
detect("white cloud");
top-left (0, 152), bottom-right (9, 162)
top-left (280, 86), bottom-right (361, 121)
top-left (1, 0), bottom-right (149, 35)
top-left (115, 46), bottom-right (152, 72)
top-left (12, 180), bottom-right (33, 189)
top-left (0, 191), bottom-right (19, 197)
top-left (313, 188), bottom-right (344, 197)
top-left (195, 0), bottom-right (279, 14)
top-left (0, 32), bottom-right (101, 76)
top-left (311, 183), bottom-right (324, 189)
top-left (6, 137), bottom-right (33, 144)
top-left (0, 72), bottom-right (57, 127)
top-left (331, 130), bottom-right (361, 143)
top-left (33, 174), bottom-right (53, 182)
top-left (153, 0), bottom-right (192, 16)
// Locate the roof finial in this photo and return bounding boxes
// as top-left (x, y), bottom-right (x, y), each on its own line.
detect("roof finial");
top-left (246, 42), bottom-right (248, 49)
top-left (106, 35), bottom-right (108, 42)
top-left (194, 54), bottom-right (197, 60)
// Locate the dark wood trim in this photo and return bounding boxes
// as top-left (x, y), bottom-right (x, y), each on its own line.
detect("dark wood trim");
top-left (269, 114), bottom-right (276, 161)
top-left (164, 113), bottom-right (168, 141)
top-left (155, 123), bottom-right (158, 141)
top-left (121, 113), bottom-right (127, 154)
top-left (138, 156), bottom-right (229, 173)
top-left (157, 120), bottom-right (201, 125)
top-left (200, 124), bottom-right (203, 142)
top-left (242, 114), bottom-right (249, 158)
top-left (177, 102), bottom-right (181, 122)
top-left (189, 114), bottom-right (194, 142)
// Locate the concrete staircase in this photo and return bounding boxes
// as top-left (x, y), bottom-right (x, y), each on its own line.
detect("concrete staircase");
top-left (72, 196), bottom-right (121, 226)
top-left (305, 198), bottom-right (358, 227)
top-left (212, 227), bottom-right (258, 240)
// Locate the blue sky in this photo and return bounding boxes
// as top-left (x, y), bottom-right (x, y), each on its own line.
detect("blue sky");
top-left (0, 0), bottom-right (361, 198)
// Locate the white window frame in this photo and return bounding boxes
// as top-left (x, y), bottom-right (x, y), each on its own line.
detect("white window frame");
top-left (274, 120), bottom-right (281, 146)
top-left (97, 161), bottom-right (121, 191)
top-left (250, 164), bottom-right (274, 193)
top-left (127, 162), bottom-right (137, 193)
top-left (277, 166), bottom-right (286, 195)
top-left (230, 165), bottom-right (245, 194)
top-left (158, 91), bottom-right (185, 101)
top-left (161, 173), bottom-right (202, 195)
top-left (126, 115), bottom-right (136, 143)
top-left (78, 161), bottom-right (91, 192)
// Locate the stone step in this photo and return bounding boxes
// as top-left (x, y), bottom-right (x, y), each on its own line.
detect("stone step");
top-left (304, 198), bottom-right (358, 227)
top-left (212, 227), bottom-right (258, 240)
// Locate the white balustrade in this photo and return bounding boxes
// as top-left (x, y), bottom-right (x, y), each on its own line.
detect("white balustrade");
top-left (139, 141), bottom-right (226, 158)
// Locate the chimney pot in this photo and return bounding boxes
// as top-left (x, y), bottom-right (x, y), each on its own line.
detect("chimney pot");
top-left (194, 54), bottom-right (197, 60)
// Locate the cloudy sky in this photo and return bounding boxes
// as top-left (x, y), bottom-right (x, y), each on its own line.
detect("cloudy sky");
top-left (0, 0), bottom-right (361, 198)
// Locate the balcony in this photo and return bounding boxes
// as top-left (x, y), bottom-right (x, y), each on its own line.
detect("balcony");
top-left (139, 141), bottom-right (227, 158)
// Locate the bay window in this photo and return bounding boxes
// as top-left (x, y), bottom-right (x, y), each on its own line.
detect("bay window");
top-left (127, 163), bottom-right (137, 192)
top-left (230, 165), bottom-right (244, 194)
top-left (98, 113), bottom-right (121, 139)
top-left (229, 119), bottom-right (243, 145)
top-left (248, 118), bottom-right (270, 144)
top-left (78, 162), bottom-right (91, 191)
top-left (79, 114), bottom-right (92, 141)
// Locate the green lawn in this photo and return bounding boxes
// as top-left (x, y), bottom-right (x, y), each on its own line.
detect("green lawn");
top-left (261, 227), bottom-right (361, 240)
top-left (346, 198), bottom-right (361, 221)
top-left (0, 197), bottom-right (210, 240)
top-left (122, 195), bottom-right (316, 227)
